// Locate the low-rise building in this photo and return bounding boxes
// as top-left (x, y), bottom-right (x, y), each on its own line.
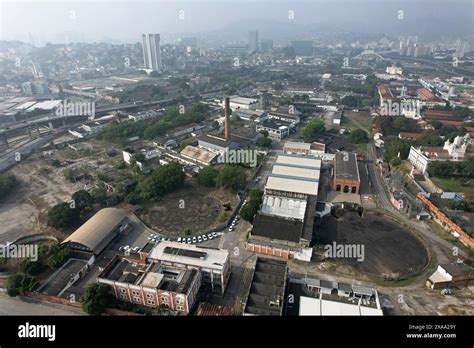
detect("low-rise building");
top-left (97, 255), bottom-right (201, 314)
top-left (287, 277), bottom-right (383, 316)
top-left (256, 120), bottom-right (291, 141)
top-left (283, 141), bottom-right (326, 157)
top-left (180, 145), bottom-right (217, 166)
top-left (243, 258), bottom-right (287, 316)
top-left (427, 263), bottom-right (474, 289)
top-left (147, 241), bottom-right (231, 294)
top-left (226, 96), bottom-right (259, 111)
top-left (63, 208), bottom-right (129, 255)
top-left (333, 152), bottom-right (360, 194)
top-left (408, 134), bottom-right (473, 174)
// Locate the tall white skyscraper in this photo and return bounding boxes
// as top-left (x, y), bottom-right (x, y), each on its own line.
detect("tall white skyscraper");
top-left (142, 34), bottom-right (163, 71)
top-left (249, 30), bottom-right (259, 53)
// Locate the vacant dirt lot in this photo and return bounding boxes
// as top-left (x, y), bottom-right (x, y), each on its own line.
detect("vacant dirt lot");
top-left (316, 210), bottom-right (429, 279)
top-left (0, 140), bottom-right (117, 243)
top-left (139, 182), bottom-right (239, 236)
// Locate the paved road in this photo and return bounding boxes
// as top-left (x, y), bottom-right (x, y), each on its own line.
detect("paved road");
top-left (366, 143), bottom-right (466, 259)
top-left (0, 293), bottom-right (85, 315)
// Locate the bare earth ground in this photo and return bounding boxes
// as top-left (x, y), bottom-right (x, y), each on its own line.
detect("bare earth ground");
top-left (139, 181), bottom-right (239, 236)
top-left (316, 210), bottom-right (429, 279)
top-left (0, 140), bottom-right (117, 243)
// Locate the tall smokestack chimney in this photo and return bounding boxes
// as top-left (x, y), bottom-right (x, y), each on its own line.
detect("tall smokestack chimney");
top-left (224, 97), bottom-right (231, 140)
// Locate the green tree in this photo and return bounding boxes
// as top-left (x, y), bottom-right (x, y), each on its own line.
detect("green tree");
top-left (19, 259), bottom-right (44, 276)
top-left (183, 228), bottom-right (192, 236)
top-left (348, 129), bottom-right (368, 144)
top-left (71, 190), bottom-right (94, 212)
top-left (301, 119), bottom-right (325, 140)
top-left (197, 166), bottom-right (219, 187)
top-left (47, 243), bottom-right (71, 269)
top-left (0, 174), bottom-right (18, 200)
top-left (256, 137), bottom-right (272, 148)
top-left (47, 202), bottom-right (80, 229)
top-left (6, 274), bottom-right (38, 297)
top-left (390, 157), bottom-right (402, 167)
top-left (81, 283), bottom-right (115, 315)
top-left (136, 162), bottom-right (185, 200)
top-left (91, 182), bottom-right (108, 205)
top-left (240, 189), bottom-right (263, 223)
top-left (216, 165), bottom-right (246, 192)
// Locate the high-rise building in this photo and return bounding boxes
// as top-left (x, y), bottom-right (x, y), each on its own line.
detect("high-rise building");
top-left (142, 34), bottom-right (163, 71)
top-left (291, 40), bottom-right (313, 56)
top-left (249, 30), bottom-right (259, 53)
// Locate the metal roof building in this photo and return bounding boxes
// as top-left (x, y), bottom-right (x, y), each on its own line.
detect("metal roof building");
top-left (63, 208), bottom-right (128, 255)
top-left (264, 154), bottom-right (321, 198)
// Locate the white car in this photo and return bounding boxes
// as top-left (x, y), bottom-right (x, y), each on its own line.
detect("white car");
top-left (202, 235), bottom-right (208, 241)
top-left (207, 233), bottom-right (214, 239)
top-left (177, 237), bottom-right (182, 243)
top-left (187, 238), bottom-right (192, 244)
top-left (118, 246), bottom-right (125, 252)
top-left (131, 246), bottom-right (140, 253)
top-left (198, 236), bottom-right (203, 243)
top-left (192, 237), bottom-right (197, 243)
top-left (228, 227), bottom-right (234, 232)
top-left (212, 232), bottom-right (218, 238)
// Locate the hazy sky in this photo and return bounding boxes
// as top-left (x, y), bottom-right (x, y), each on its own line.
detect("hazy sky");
top-left (1, 0), bottom-right (473, 44)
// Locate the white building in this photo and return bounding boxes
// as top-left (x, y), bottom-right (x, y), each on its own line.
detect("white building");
top-left (386, 65), bottom-right (403, 75)
top-left (147, 241), bottom-right (231, 294)
top-left (256, 120), bottom-right (290, 141)
top-left (408, 134), bottom-right (472, 174)
top-left (226, 96), bottom-right (259, 111)
top-left (142, 34), bottom-right (162, 71)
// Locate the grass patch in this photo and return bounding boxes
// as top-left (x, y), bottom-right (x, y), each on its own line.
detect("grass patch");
top-left (343, 111), bottom-right (372, 132)
top-left (355, 142), bottom-right (368, 156)
top-left (431, 177), bottom-right (471, 192)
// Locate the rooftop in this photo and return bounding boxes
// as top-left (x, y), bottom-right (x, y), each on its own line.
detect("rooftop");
top-left (252, 214), bottom-right (304, 243)
top-left (244, 258), bottom-right (287, 316)
top-left (148, 241), bottom-right (229, 271)
top-left (180, 145), bottom-right (217, 164)
top-left (334, 152), bottom-right (360, 182)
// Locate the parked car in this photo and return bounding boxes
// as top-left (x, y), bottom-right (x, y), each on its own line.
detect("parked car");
top-left (177, 237), bottom-right (182, 242)
top-left (198, 236), bottom-right (203, 243)
top-left (187, 238), bottom-right (192, 244)
top-left (202, 235), bottom-right (208, 241)
top-left (207, 233), bottom-right (214, 239)
top-left (228, 227), bottom-right (234, 232)
top-left (212, 232), bottom-right (218, 238)
top-left (192, 237), bottom-right (197, 243)
top-left (118, 246), bottom-right (125, 252)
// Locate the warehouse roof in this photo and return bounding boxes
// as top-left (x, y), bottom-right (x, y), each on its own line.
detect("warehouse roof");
top-left (180, 145), bottom-right (217, 164)
top-left (63, 208), bottom-right (127, 254)
top-left (334, 152), bottom-right (360, 181)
